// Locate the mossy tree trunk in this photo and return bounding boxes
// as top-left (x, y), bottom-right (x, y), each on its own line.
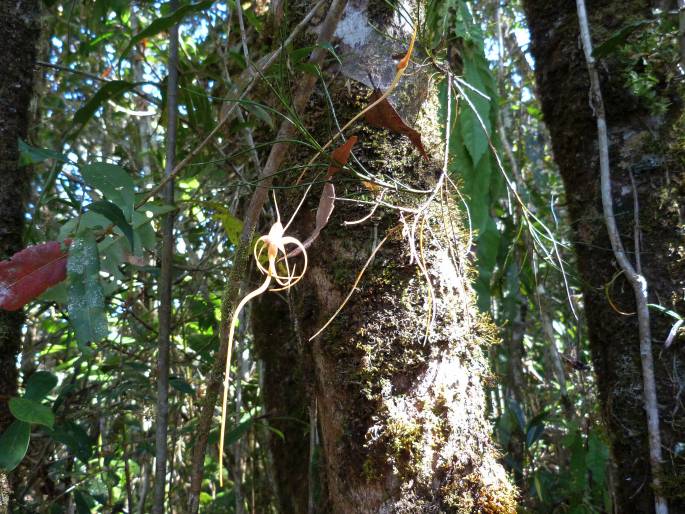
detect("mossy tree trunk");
top-left (252, 2), bottom-right (516, 512)
top-left (523, 0), bottom-right (685, 511)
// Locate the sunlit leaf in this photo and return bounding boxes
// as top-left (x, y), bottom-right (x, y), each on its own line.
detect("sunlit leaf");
top-left (9, 397), bottom-right (54, 428)
top-left (81, 163), bottom-right (135, 220)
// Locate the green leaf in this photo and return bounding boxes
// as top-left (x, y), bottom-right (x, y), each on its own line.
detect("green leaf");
top-left (18, 139), bottom-right (70, 166)
top-left (80, 163), bottom-right (135, 220)
top-left (586, 431), bottom-right (609, 486)
top-left (242, 102), bottom-right (274, 129)
top-left (569, 431), bottom-right (588, 496)
top-left (88, 200), bottom-right (135, 251)
top-left (9, 397), bottom-right (54, 428)
top-left (0, 420), bottom-right (30, 471)
top-left (118, 1), bottom-right (215, 66)
top-left (73, 80), bottom-right (139, 126)
top-left (170, 377), bottom-right (195, 396)
top-left (24, 371), bottom-right (58, 401)
top-left (38, 281), bottom-right (69, 305)
top-left (507, 400), bottom-right (526, 433)
top-left (533, 472), bottom-right (544, 502)
top-left (526, 423), bottom-right (545, 448)
top-left (48, 421), bottom-right (93, 464)
top-left (459, 56), bottom-right (491, 166)
top-left (224, 417), bottom-right (254, 446)
top-left (67, 231), bottom-right (108, 345)
top-left (593, 19), bottom-right (651, 58)
top-left (242, 7), bottom-right (263, 32)
top-left (216, 212), bottom-right (243, 246)
top-left (138, 203), bottom-right (177, 216)
top-left (74, 490), bottom-right (96, 514)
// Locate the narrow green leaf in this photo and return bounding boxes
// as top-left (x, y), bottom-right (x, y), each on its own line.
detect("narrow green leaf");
top-left (507, 399), bottom-right (526, 433)
top-left (170, 377), bottom-right (195, 396)
top-left (18, 139), bottom-right (70, 166)
top-left (81, 163), bottom-right (135, 220)
top-left (67, 231), bottom-right (108, 345)
top-left (242, 102), bottom-right (274, 129)
top-left (118, 1), bottom-right (215, 66)
top-left (88, 200), bottom-right (135, 251)
top-left (9, 397), bottom-right (54, 428)
top-left (526, 423), bottom-right (545, 448)
top-left (0, 420), bottom-right (30, 471)
top-left (216, 212), bottom-right (243, 246)
top-left (73, 80), bottom-right (138, 126)
top-left (224, 417), bottom-right (254, 446)
top-left (459, 57), bottom-right (491, 166)
top-left (586, 431), bottom-right (609, 486)
top-left (593, 19), bottom-right (651, 58)
top-left (24, 371), bottom-right (58, 401)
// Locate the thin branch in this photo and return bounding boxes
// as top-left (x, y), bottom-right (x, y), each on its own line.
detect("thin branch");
top-left (152, 5), bottom-right (179, 513)
top-left (575, 1), bottom-right (667, 512)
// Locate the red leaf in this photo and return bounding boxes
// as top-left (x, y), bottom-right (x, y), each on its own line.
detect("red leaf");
top-left (0, 241), bottom-right (70, 311)
top-left (327, 135), bottom-right (357, 178)
top-left (364, 89), bottom-right (429, 160)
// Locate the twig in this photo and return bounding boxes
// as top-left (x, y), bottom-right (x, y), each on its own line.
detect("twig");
top-left (186, 3), bottom-right (348, 511)
top-left (575, 1), bottom-right (667, 512)
top-left (152, 5), bottom-right (179, 513)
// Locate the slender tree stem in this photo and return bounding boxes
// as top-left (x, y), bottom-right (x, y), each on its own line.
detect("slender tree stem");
top-left (152, 6), bottom-right (179, 512)
top-left (186, 2), bottom-right (348, 511)
top-left (678, 0), bottom-right (685, 73)
top-left (574, 1), bottom-right (667, 512)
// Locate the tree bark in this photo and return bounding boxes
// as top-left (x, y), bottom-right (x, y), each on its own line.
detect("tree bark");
top-left (0, 1), bottom-right (40, 510)
top-left (0, 0), bottom-right (38, 432)
top-left (253, 2), bottom-right (516, 512)
top-left (522, 0), bottom-right (685, 511)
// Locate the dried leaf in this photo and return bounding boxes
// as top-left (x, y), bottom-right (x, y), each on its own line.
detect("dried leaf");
top-left (364, 89), bottom-right (429, 160)
top-left (362, 180), bottom-right (382, 192)
top-left (327, 135), bottom-right (357, 178)
top-left (288, 182), bottom-right (336, 258)
top-left (0, 241), bottom-right (70, 311)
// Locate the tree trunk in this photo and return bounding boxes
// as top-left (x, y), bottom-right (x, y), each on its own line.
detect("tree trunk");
top-left (522, 0), bottom-right (685, 511)
top-left (252, 2), bottom-right (516, 512)
top-left (0, 0), bottom-right (38, 431)
top-left (0, 0), bottom-right (40, 510)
